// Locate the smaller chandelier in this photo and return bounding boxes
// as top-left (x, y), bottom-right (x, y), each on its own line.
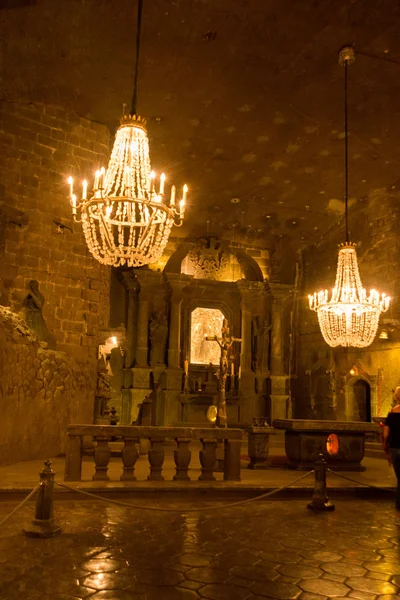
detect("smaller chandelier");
top-left (309, 242), bottom-right (390, 347)
top-left (67, 114), bottom-right (187, 267)
top-left (308, 46), bottom-right (390, 348)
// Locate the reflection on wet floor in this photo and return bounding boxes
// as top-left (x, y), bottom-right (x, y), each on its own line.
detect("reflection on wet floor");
top-left (0, 497), bottom-right (399, 599)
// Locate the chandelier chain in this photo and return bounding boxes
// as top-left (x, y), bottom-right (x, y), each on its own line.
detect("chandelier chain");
top-left (344, 59), bottom-right (349, 243)
top-left (131, 0), bottom-right (143, 116)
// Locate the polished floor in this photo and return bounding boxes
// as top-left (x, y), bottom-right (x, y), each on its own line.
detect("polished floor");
top-left (0, 496), bottom-right (399, 599)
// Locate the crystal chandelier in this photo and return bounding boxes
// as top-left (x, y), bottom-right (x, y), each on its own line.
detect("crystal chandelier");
top-left (67, 0), bottom-right (187, 268)
top-left (308, 46), bottom-right (390, 348)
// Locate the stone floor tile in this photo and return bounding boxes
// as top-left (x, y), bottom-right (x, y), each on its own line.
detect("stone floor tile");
top-left (321, 562), bottom-right (366, 577)
top-left (356, 540), bottom-right (394, 550)
top-left (377, 596), bottom-right (400, 600)
top-left (175, 554), bottom-right (213, 567)
top-left (198, 583), bottom-right (251, 599)
top-left (277, 575), bottom-right (300, 584)
top-left (82, 558), bottom-right (126, 573)
top-left (392, 574), bottom-right (400, 586)
top-left (225, 576), bottom-right (253, 588)
top-left (133, 568), bottom-right (185, 586)
top-left (257, 550), bottom-right (301, 564)
top-left (179, 580), bottom-right (205, 591)
top-left (348, 592), bottom-right (378, 600)
top-left (299, 593), bottom-right (328, 600)
top-left (346, 577), bottom-right (398, 595)
top-left (298, 578), bottom-right (350, 597)
top-left (321, 573), bottom-right (347, 583)
top-left (143, 586), bottom-right (200, 599)
top-left (364, 561), bottom-right (400, 575)
top-left (89, 592), bottom-right (146, 600)
top-left (342, 549), bottom-right (383, 561)
top-left (185, 568), bottom-right (227, 584)
top-left (304, 551), bottom-right (343, 562)
top-left (366, 572), bottom-right (391, 582)
top-left (82, 572), bottom-right (134, 590)
top-left (277, 565), bottom-right (322, 579)
top-left (249, 580), bottom-right (301, 599)
top-left (229, 565), bottom-right (279, 582)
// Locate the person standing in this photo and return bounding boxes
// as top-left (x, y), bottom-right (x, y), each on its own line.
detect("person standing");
top-left (383, 387), bottom-right (400, 524)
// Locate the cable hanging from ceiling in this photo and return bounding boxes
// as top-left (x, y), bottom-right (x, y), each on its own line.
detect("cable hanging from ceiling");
top-left (308, 45), bottom-right (390, 348)
top-left (67, 0), bottom-right (188, 268)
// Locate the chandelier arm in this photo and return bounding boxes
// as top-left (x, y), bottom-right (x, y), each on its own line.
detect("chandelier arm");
top-left (131, 0), bottom-right (144, 116)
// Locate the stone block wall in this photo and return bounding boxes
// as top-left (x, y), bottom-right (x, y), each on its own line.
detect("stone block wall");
top-left (294, 189), bottom-right (400, 419)
top-left (0, 100), bottom-right (111, 360)
top-left (0, 100), bottom-right (112, 463)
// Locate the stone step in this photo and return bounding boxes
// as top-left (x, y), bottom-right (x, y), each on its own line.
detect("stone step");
top-left (364, 441), bottom-right (386, 459)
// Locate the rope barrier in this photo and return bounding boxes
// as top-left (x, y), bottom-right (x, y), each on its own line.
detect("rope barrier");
top-left (55, 470), bottom-right (314, 513)
top-left (327, 468), bottom-right (396, 493)
top-left (0, 483), bottom-right (41, 527)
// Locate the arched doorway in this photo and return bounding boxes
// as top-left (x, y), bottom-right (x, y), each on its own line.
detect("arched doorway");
top-left (352, 379), bottom-right (371, 422)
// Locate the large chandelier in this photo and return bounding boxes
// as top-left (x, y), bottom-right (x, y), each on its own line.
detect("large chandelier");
top-left (308, 46), bottom-right (390, 348)
top-left (67, 0), bottom-right (187, 268)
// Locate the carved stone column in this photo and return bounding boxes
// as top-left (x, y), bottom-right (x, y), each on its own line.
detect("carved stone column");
top-left (236, 281), bottom-right (256, 424)
top-left (122, 272), bottom-right (138, 369)
top-left (166, 274), bottom-right (192, 369)
top-left (163, 274), bottom-right (192, 425)
top-left (129, 270), bottom-right (167, 424)
top-left (136, 294), bottom-right (150, 367)
top-left (269, 283), bottom-right (292, 420)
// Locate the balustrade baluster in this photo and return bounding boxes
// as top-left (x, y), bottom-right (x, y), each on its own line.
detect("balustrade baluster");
top-left (173, 438), bottom-right (191, 481)
top-left (199, 438), bottom-right (217, 481)
top-left (147, 437), bottom-right (165, 481)
top-left (93, 436), bottom-right (111, 481)
top-left (223, 439), bottom-right (241, 481)
top-left (121, 437), bottom-right (139, 481)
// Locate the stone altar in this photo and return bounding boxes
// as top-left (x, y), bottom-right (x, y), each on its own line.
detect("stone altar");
top-left (273, 418), bottom-right (379, 471)
top-left (247, 422), bottom-right (275, 469)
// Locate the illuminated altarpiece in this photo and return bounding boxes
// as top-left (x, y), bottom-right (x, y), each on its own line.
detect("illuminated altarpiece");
top-left (108, 237), bottom-right (293, 426)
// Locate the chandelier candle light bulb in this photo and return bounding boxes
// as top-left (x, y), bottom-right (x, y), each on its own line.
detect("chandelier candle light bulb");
top-left (67, 114), bottom-right (188, 267)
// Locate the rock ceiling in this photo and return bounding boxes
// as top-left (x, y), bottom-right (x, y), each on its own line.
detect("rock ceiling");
top-left (1, 0), bottom-right (400, 255)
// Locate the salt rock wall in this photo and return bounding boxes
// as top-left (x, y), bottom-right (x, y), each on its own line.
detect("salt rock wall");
top-left (0, 307), bottom-right (94, 466)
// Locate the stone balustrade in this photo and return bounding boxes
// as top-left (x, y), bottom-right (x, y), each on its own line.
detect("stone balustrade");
top-left (64, 425), bottom-right (242, 483)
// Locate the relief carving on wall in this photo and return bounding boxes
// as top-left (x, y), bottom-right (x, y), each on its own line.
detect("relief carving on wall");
top-left (187, 237), bottom-right (228, 280)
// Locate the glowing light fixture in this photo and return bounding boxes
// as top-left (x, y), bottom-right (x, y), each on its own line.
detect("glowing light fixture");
top-left (67, 0), bottom-right (187, 267)
top-left (308, 46), bottom-right (390, 348)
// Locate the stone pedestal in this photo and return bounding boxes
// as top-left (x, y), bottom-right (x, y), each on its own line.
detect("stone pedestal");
top-left (247, 425), bottom-right (275, 469)
top-left (270, 375), bottom-right (290, 420)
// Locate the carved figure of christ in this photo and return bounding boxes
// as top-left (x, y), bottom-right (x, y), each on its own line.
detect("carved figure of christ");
top-left (205, 319), bottom-right (241, 427)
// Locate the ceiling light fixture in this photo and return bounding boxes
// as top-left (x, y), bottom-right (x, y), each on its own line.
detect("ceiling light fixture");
top-left (308, 46), bottom-right (390, 348)
top-left (67, 0), bottom-right (187, 267)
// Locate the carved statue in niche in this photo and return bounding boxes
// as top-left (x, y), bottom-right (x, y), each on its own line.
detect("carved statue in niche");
top-left (21, 280), bottom-right (56, 349)
top-left (187, 237), bottom-right (228, 280)
top-left (94, 356), bottom-right (112, 423)
top-left (149, 310), bottom-right (168, 366)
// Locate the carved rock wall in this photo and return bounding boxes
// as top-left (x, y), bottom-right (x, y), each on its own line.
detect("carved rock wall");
top-left (0, 307), bottom-right (94, 466)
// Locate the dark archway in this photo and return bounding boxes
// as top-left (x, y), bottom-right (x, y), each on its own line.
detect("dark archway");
top-left (352, 379), bottom-right (371, 422)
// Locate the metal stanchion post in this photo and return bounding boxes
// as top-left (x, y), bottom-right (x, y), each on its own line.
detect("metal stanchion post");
top-left (23, 459), bottom-right (62, 538)
top-left (307, 453), bottom-right (335, 512)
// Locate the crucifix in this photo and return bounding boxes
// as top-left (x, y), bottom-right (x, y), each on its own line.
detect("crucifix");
top-left (206, 319), bottom-right (241, 427)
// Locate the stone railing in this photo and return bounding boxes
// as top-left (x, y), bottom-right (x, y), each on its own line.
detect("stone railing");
top-left (64, 425), bottom-right (242, 483)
